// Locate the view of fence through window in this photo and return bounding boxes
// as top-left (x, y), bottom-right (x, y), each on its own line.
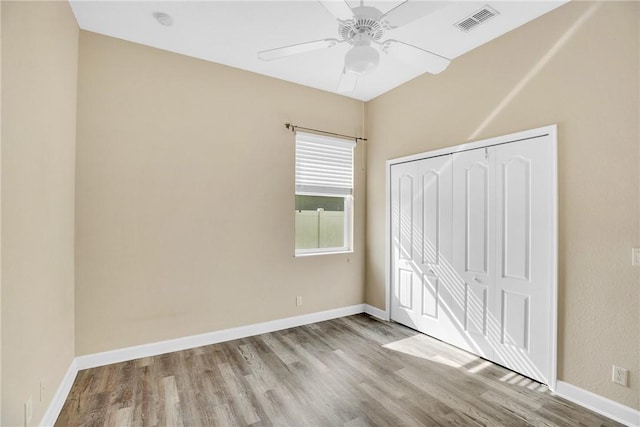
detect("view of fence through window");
top-left (295, 195), bottom-right (345, 250)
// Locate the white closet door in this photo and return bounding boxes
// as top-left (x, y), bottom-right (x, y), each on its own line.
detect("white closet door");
top-left (451, 148), bottom-right (496, 359)
top-left (414, 155), bottom-right (454, 340)
top-left (389, 127), bottom-right (555, 386)
top-left (493, 137), bottom-right (553, 384)
top-left (390, 161), bottom-right (421, 329)
top-left (391, 156), bottom-right (453, 337)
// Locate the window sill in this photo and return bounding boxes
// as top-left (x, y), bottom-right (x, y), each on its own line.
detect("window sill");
top-left (295, 249), bottom-right (354, 258)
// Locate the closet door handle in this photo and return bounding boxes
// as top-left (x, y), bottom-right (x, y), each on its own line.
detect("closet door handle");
top-left (429, 269), bottom-right (435, 275)
top-left (473, 276), bottom-right (481, 282)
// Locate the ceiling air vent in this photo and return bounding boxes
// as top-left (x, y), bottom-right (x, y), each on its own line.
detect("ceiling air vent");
top-left (455, 6), bottom-right (499, 32)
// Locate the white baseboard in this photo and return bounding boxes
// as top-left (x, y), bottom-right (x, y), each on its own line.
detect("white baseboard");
top-left (76, 304), bottom-right (366, 370)
top-left (43, 304), bottom-right (366, 424)
top-left (39, 358), bottom-right (78, 427)
top-left (364, 304), bottom-right (389, 321)
top-left (555, 381), bottom-right (640, 426)
top-left (50, 306), bottom-right (640, 427)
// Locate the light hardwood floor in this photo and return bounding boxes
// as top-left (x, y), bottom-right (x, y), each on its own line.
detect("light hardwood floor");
top-left (56, 314), bottom-right (621, 426)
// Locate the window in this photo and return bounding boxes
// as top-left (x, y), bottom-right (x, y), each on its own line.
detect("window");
top-left (295, 131), bottom-right (355, 256)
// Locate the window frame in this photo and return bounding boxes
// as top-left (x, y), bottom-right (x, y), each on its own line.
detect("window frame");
top-left (294, 132), bottom-right (355, 257)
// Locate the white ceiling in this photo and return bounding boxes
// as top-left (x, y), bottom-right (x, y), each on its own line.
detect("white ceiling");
top-left (69, 1), bottom-right (567, 101)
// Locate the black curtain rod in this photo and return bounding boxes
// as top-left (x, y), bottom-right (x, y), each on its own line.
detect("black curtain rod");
top-left (285, 122), bottom-right (367, 142)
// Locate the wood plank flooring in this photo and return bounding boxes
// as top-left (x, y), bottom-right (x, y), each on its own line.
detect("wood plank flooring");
top-left (56, 314), bottom-right (622, 426)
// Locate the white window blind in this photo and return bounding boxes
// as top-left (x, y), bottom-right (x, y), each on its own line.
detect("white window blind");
top-left (295, 131), bottom-right (356, 196)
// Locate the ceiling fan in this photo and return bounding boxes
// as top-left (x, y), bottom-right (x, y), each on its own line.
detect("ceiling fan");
top-left (257, 0), bottom-right (451, 93)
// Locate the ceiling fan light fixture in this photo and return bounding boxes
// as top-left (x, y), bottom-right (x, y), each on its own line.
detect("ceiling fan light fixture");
top-left (344, 42), bottom-right (379, 75)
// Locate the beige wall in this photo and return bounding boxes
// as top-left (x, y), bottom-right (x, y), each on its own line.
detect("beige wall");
top-left (75, 31), bottom-right (365, 355)
top-left (365, 1), bottom-right (639, 410)
top-left (1, 1), bottom-right (78, 426)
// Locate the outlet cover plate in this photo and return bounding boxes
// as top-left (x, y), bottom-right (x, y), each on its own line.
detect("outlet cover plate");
top-left (612, 365), bottom-right (628, 386)
top-left (632, 248), bottom-right (640, 266)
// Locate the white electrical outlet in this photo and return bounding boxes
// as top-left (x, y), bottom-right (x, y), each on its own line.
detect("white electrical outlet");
top-left (632, 248), bottom-right (640, 266)
top-left (25, 396), bottom-right (33, 426)
top-left (296, 296), bottom-right (302, 306)
top-left (612, 365), bottom-right (628, 386)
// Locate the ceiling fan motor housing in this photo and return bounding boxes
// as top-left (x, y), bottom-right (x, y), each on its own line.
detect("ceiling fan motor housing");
top-left (338, 6), bottom-right (385, 43)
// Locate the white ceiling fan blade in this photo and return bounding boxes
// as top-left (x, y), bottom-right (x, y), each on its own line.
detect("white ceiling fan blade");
top-left (318, 0), bottom-right (353, 21)
top-left (382, 40), bottom-right (450, 74)
top-left (258, 39), bottom-right (340, 61)
top-left (382, 1), bottom-right (447, 29)
top-left (337, 68), bottom-right (358, 93)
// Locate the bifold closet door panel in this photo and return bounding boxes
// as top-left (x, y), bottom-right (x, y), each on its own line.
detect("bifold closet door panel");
top-left (493, 137), bottom-right (553, 384)
top-left (451, 148), bottom-right (496, 359)
top-left (414, 155), bottom-right (454, 341)
top-left (390, 160), bottom-right (420, 330)
top-left (390, 156), bottom-right (454, 339)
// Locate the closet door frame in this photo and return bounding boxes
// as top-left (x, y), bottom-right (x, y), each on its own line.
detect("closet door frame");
top-left (385, 124), bottom-right (558, 390)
